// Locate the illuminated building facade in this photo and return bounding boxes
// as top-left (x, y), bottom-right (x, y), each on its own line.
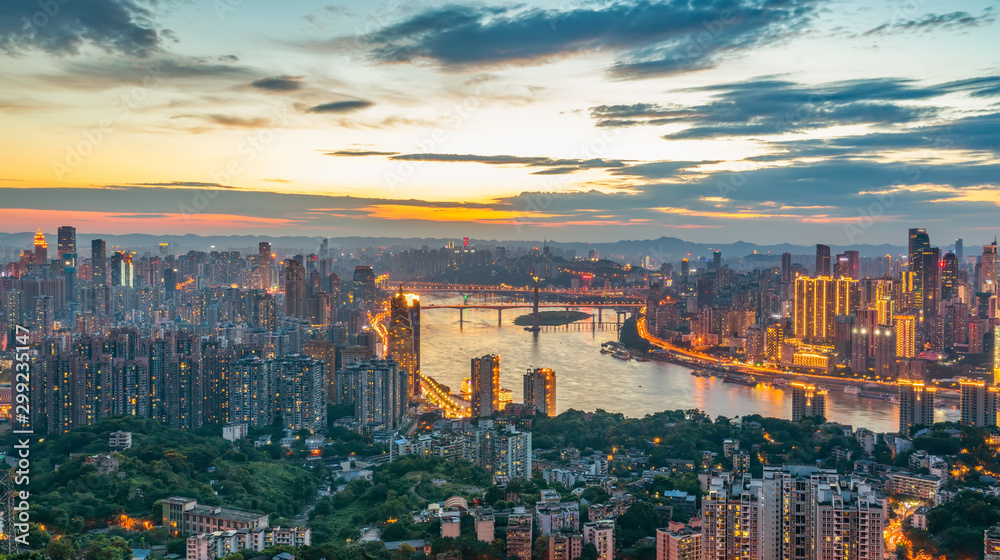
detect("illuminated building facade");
top-left (794, 276), bottom-right (858, 343)
top-left (524, 367), bottom-right (557, 416)
top-left (893, 314), bottom-right (916, 358)
top-left (960, 379), bottom-right (999, 427)
top-left (898, 380), bottom-right (936, 434)
top-left (277, 355), bottom-right (327, 433)
top-left (388, 289), bottom-right (420, 396)
top-left (472, 354), bottom-right (500, 418)
top-left (791, 382), bottom-right (827, 421)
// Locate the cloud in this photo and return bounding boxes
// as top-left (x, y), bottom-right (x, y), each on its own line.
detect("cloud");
top-left (358, 0), bottom-right (820, 78)
top-left (251, 75), bottom-right (305, 91)
top-left (0, 0), bottom-right (164, 57)
top-left (860, 11), bottom-right (995, 37)
top-left (387, 153), bottom-right (628, 173)
top-left (589, 75), bottom-right (1000, 139)
top-left (324, 149), bottom-right (401, 157)
top-left (172, 114), bottom-right (271, 129)
top-left (34, 57), bottom-right (260, 91)
top-left (307, 100), bottom-right (374, 113)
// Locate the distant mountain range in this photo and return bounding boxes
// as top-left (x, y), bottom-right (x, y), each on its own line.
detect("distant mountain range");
top-left (0, 232), bottom-right (959, 260)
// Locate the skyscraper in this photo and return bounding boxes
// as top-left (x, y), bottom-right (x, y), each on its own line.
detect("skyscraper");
top-left (941, 251), bottom-right (959, 300)
top-left (33, 228), bottom-right (48, 264)
top-left (918, 247), bottom-right (941, 318)
top-left (793, 276), bottom-right (858, 342)
top-left (110, 252), bottom-right (133, 287)
top-left (472, 354), bottom-right (500, 418)
top-left (781, 252), bottom-right (792, 284)
top-left (352, 265), bottom-right (376, 308)
top-left (284, 259), bottom-right (306, 318)
top-left (388, 289), bottom-right (420, 396)
top-left (92, 239), bottom-right (107, 286)
top-left (231, 357), bottom-right (275, 427)
top-left (959, 379), bottom-right (999, 427)
top-left (893, 314), bottom-right (917, 358)
top-left (899, 380), bottom-right (936, 434)
top-left (815, 244), bottom-right (830, 276)
top-left (790, 382), bottom-right (827, 421)
top-left (523, 367), bottom-right (556, 416)
top-left (956, 238), bottom-right (964, 262)
top-left (983, 241), bottom-right (998, 294)
top-left (57, 226), bottom-right (76, 260)
top-left (835, 250), bottom-right (859, 279)
top-left (908, 228), bottom-right (930, 303)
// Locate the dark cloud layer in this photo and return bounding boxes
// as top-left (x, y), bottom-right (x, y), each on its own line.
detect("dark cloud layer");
top-left (590, 76), bottom-right (1000, 139)
top-left (0, 0), bottom-right (163, 57)
top-left (307, 100), bottom-right (374, 113)
top-left (250, 75), bottom-right (305, 91)
top-left (361, 0), bottom-right (820, 78)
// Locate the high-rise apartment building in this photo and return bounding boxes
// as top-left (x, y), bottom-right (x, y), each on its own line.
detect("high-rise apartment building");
top-left (507, 511), bottom-right (534, 560)
top-left (472, 354), bottom-right (500, 418)
top-left (345, 359), bottom-right (407, 432)
top-left (960, 379), bottom-right (999, 427)
top-left (231, 357), bottom-right (274, 427)
top-left (791, 382), bottom-right (827, 421)
top-left (284, 259), bottom-right (306, 318)
top-left (794, 276), bottom-right (858, 342)
top-left (352, 265), bottom-right (376, 308)
top-left (893, 314), bottom-right (917, 358)
top-left (524, 367), bottom-right (556, 416)
top-left (899, 380), bottom-right (936, 434)
top-left (984, 241), bottom-right (999, 294)
top-left (277, 355), bottom-right (327, 433)
top-left (655, 524), bottom-right (701, 560)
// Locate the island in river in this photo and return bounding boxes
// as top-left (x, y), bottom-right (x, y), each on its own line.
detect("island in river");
top-left (512, 310), bottom-right (592, 326)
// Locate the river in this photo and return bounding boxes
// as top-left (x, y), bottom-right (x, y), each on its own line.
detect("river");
top-left (418, 296), bottom-right (958, 433)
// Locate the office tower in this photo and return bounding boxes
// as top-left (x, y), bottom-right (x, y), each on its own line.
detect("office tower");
top-left (57, 226), bottom-right (76, 260)
top-left (984, 241), bottom-right (998, 294)
top-left (328, 273), bottom-right (340, 305)
top-left (507, 512), bottom-right (533, 560)
top-left (909, 228), bottom-right (930, 300)
top-left (523, 367), bottom-right (556, 416)
top-left (781, 252), bottom-right (792, 284)
top-left (696, 277), bottom-right (715, 308)
top-left (352, 265), bottom-right (376, 308)
top-left (284, 259), bottom-right (306, 318)
top-left (680, 258), bottom-right (689, 282)
top-left (918, 247), bottom-right (941, 318)
top-left (91, 239), bottom-right (107, 286)
top-left (348, 359), bottom-right (407, 432)
top-left (893, 314), bottom-right (917, 358)
top-left (163, 267), bottom-right (177, 298)
top-left (388, 289), bottom-right (420, 396)
top-left (713, 250), bottom-right (722, 283)
top-left (941, 251), bottom-right (959, 300)
top-left (835, 250), bottom-right (859, 279)
top-left (790, 382), bottom-right (827, 421)
top-left (960, 380), bottom-right (999, 427)
top-left (471, 354), bottom-right (500, 417)
top-left (899, 380), bottom-right (936, 434)
top-left (549, 534), bottom-right (584, 560)
top-left (956, 238), bottom-right (964, 262)
top-left (793, 276), bottom-right (858, 342)
top-left (815, 244), bottom-right (830, 276)
top-left (655, 525), bottom-right (701, 560)
top-left (33, 228), bottom-right (48, 264)
top-left (995, 327), bottom-right (1000, 382)
top-left (229, 357), bottom-right (277, 428)
top-left (110, 252), bottom-right (133, 287)
top-left (583, 521), bottom-right (614, 560)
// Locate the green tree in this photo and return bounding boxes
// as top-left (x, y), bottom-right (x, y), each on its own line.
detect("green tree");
top-left (45, 538), bottom-right (78, 560)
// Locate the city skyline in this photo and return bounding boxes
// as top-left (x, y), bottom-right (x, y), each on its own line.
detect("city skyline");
top-left (2, 1), bottom-right (1000, 242)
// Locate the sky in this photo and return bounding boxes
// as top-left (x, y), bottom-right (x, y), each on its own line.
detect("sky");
top-left (1, 0), bottom-right (999, 245)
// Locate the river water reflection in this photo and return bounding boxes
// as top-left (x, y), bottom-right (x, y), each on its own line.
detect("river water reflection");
top-left (418, 296), bottom-right (958, 433)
